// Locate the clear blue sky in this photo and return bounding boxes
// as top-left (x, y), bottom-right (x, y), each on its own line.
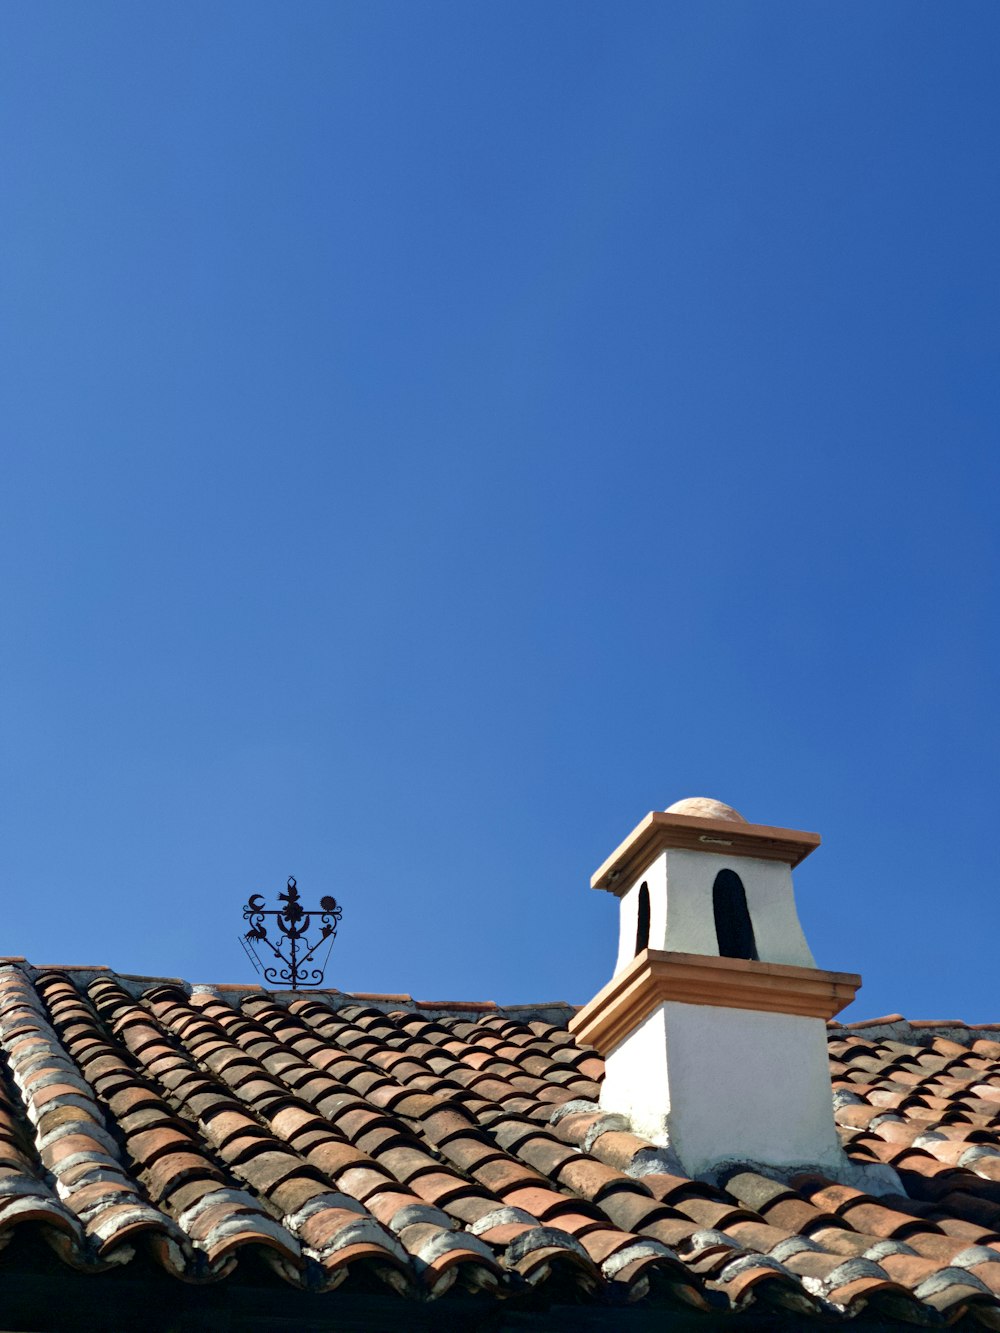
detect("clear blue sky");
top-left (2, 4), bottom-right (997, 1021)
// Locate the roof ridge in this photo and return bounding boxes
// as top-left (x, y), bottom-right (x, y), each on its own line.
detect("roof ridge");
top-left (0, 962), bottom-right (576, 1024)
top-left (9, 960), bottom-right (1000, 1044)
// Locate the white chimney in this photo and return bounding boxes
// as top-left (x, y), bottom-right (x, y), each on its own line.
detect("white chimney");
top-left (570, 798), bottom-right (879, 1185)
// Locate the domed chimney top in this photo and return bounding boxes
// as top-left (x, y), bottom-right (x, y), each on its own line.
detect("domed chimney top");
top-left (592, 798), bottom-right (819, 895)
top-left (664, 797), bottom-right (746, 824)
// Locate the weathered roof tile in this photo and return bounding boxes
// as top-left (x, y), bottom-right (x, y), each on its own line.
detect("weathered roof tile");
top-left (3, 962), bottom-right (1000, 1322)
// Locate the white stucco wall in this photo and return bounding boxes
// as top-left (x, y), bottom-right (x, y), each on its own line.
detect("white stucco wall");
top-left (613, 857), bottom-right (667, 973)
top-left (600, 1000), bottom-right (843, 1175)
top-left (613, 848), bottom-right (816, 974)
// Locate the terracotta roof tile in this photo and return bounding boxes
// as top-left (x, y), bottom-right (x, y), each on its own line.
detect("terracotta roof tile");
top-left (8, 963), bottom-right (1000, 1321)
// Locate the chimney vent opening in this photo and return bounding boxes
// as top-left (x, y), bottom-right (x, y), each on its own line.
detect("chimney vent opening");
top-left (712, 869), bottom-right (758, 960)
top-left (634, 882), bottom-right (650, 956)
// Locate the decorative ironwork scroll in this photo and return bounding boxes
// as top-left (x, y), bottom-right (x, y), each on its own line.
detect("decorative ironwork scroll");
top-left (240, 877), bottom-right (343, 989)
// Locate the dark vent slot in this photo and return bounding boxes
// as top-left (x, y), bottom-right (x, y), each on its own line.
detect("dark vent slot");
top-left (635, 882), bottom-right (650, 955)
top-left (712, 869), bottom-right (758, 960)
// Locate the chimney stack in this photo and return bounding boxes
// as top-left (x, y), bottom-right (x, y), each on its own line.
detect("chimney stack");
top-left (570, 798), bottom-right (885, 1187)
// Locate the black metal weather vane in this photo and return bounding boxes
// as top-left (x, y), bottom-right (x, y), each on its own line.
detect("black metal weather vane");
top-left (240, 876), bottom-right (343, 989)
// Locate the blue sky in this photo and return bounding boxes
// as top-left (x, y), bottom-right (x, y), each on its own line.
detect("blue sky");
top-left (1, 4), bottom-right (997, 1021)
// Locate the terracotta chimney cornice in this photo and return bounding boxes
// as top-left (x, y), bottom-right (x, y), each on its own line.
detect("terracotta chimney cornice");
top-left (592, 811), bottom-right (821, 896)
top-left (570, 949), bottom-right (860, 1055)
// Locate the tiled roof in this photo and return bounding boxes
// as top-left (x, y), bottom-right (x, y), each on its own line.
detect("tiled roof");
top-left (5, 963), bottom-right (1000, 1327)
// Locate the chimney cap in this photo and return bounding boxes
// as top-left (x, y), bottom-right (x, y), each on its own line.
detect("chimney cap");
top-left (664, 796), bottom-right (747, 823)
top-left (592, 804), bottom-right (820, 894)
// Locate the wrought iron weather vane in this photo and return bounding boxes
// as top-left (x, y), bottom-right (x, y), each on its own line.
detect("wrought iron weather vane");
top-left (240, 877), bottom-right (343, 990)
